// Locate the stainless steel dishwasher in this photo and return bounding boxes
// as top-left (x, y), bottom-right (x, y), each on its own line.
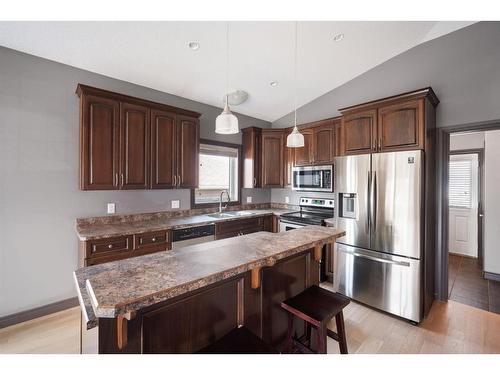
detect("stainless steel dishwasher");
top-left (171, 224), bottom-right (216, 250)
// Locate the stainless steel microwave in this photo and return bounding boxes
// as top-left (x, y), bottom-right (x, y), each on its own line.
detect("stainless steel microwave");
top-left (292, 165), bottom-right (333, 192)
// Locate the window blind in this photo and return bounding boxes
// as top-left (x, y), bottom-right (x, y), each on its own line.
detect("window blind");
top-left (449, 159), bottom-right (472, 208)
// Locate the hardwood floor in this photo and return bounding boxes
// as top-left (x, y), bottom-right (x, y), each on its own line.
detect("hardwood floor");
top-left (1, 292), bottom-right (500, 354)
top-left (449, 253), bottom-right (500, 313)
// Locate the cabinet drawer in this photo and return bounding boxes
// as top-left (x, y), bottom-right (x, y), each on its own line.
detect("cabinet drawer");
top-left (85, 246), bottom-right (168, 266)
top-left (216, 217), bottom-right (263, 236)
top-left (86, 235), bottom-right (133, 258)
top-left (134, 230), bottom-right (170, 249)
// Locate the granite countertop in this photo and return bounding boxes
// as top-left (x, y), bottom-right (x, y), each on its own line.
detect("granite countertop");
top-left (74, 226), bottom-right (345, 329)
top-left (76, 208), bottom-right (295, 241)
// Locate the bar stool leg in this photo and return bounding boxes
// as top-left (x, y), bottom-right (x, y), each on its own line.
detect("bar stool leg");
top-left (316, 323), bottom-right (327, 354)
top-left (335, 311), bottom-right (348, 354)
top-left (284, 313), bottom-right (294, 353)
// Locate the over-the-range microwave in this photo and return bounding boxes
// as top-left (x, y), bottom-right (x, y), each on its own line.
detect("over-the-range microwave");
top-left (292, 165), bottom-right (333, 192)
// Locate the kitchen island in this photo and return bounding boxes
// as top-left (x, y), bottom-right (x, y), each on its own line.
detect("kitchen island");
top-left (74, 226), bottom-right (345, 353)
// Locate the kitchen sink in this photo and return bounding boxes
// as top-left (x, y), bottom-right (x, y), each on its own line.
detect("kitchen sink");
top-left (207, 211), bottom-right (255, 219)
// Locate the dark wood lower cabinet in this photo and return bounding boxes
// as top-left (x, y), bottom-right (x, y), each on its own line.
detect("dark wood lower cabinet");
top-left (215, 215), bottom-right (274, 239)
top-left (95, 250), bottom-right (319, 353)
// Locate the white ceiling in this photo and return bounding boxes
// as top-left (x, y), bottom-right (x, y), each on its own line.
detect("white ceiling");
top-left (0, 21), bottom-right (474, 122)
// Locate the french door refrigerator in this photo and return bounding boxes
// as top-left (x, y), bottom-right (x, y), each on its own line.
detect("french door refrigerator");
top-left (333, 150), bottom-right (423, 322)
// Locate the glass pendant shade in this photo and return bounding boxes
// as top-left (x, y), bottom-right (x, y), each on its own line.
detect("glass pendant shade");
top-left (215, 103), bottom-right (239, 134)
top-left (286, 126), bottom-right (305, 147)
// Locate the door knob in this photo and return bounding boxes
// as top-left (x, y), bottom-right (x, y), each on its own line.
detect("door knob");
top-left (479, 214), bottom-right (484, 217)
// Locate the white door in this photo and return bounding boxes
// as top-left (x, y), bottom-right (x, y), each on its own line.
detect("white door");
top-left (448, 154), bottom-right (479, 257)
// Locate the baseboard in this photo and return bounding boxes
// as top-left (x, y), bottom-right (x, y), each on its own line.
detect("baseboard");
top-left (449, 252), bottom-right (478, 259)
top-left (0, 297), bottom-right (79, 329)
top-left (484, 271), bottom-right (500, 282)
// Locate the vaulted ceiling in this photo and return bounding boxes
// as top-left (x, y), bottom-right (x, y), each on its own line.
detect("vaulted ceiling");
top-left (0, 21), bottom-right (474, 121)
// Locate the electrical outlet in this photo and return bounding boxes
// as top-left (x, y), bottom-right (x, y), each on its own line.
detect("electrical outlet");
top-left (246, 196), bottom-right (252, 203)
top-left (107, 203), bottom-right (116, 214)
top-left (285, 196), bottom-right (290, 204)
top-left (171, 200), bottom-right (180, 209)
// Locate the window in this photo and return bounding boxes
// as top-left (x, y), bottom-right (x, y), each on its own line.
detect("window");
top-left (449, 159), bottom-right (472, 208)
top-left (194, 141), bottom-right (240, 205)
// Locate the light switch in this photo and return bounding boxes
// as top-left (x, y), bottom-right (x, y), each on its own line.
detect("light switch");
top-left (107, 203), bottom-right (116, 214)
top-left (246, 196), bottom-right (252, 203)
top-left (285, 196), bottom-right (290, 204)
top-left (171, 200), bottom-right (180, 209)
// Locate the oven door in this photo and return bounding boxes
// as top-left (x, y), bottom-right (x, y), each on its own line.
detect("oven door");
top-left (279, 220), bottom-right (304, 232)
top-left (292, 166), bottom-right (332, 192)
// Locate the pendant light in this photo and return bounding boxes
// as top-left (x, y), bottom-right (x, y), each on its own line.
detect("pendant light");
top-left (215, 22), bottom-right (239, 134)
top-left (287, 21), bottom-right (304, 148)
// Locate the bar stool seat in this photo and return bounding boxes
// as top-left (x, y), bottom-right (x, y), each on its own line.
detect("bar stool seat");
top-left (197, 326), bottom-right (279, 354)
top-left (281, 285), bottom-right (350, 354)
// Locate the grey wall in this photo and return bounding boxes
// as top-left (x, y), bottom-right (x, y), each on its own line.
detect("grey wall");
top-left (0, 46), bottom-right (271, 317)
top-left (272, 22), bottom-right (500, 204)
top-left (484, 130), bottom-right (500, 275)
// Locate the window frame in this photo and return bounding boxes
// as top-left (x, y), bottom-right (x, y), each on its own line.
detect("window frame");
top-left (191, 138), bottom-right (242, 209)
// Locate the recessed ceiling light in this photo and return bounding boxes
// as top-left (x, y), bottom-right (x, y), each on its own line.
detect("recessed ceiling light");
top-left (333, 33), bottom-right (344, 42)
top-left (187, 41), bottom-right (200, 50)
top-left (270, 81), bottom-right (278, 87)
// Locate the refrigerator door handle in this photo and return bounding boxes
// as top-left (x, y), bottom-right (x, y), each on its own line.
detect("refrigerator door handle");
top-left (366, 171), bottom-right (371, 234)
top-left (371, 171), bottom-right (377, 234)
top-left (337, 247), bottom-right (410, 267)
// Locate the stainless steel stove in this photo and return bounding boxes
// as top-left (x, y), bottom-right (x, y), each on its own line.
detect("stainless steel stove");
top-left (279, 197), bottom-right (335, 282)
top-left (279, 197), bottom-right (334, 230)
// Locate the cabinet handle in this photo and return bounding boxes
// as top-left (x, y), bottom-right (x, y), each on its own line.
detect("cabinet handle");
top-left (108, 244), bottom-right (113, 249)
top-left (114, 173), bottom-right (118, 187)
top-left (177, 175), bottom-right (181, 188)
top-left (253, 177), bottom-right (256, 187)
top-left (152, 237), bottom-right (156, 242)
top-left (121, 173), bottom-right (124, 186)
top-left (173, 175), bottom-right (176, 187)
top-left (378, 138), bottom-right (381, 150)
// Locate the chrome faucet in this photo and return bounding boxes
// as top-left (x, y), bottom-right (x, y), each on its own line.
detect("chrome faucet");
top-left (219, 190), bottom-right (231, 213)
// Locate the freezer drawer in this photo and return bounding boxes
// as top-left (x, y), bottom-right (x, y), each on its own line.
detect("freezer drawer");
top-left (333, 243), bottom-right (422, 322)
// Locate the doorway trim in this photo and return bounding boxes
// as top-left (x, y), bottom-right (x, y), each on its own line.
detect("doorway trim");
top-left (449, 149), bottom-right (484, 266)
top-left (436, 119), bottom-right (500, 301)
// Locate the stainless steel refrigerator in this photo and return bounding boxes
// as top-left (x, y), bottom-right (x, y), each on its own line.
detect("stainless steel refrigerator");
top-left (333, 150), bottom-right (423, 322)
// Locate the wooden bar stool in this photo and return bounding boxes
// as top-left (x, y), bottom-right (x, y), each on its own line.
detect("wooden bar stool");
top-left (197, 326), bottom-right (279, 354)
top-left (281, 285), bottom-right (350, 354)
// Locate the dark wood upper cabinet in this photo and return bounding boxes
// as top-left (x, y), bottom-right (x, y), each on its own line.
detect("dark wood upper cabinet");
top-left (293, 129), bottom-right (313, 166)
top-left (339, 87), bottom-right (439, 155)
top-left (341, 109), bottom-right (377, 155)
top-left (80, 94), bottom-right (120, 190)
top-left (313, 120), bottom-right (336, 164)
top-left (176, 115), bottom-right (199, 189)
top-left (378, 99), bottom-right (424, 152)
top-left (242, 127), bottom-right (262, 188)
top-left (77, 84), bottom-right (201, 191)
top-left (150, 109), bottom-right (176, 189)
top-left (261, 130), bottom-right (284, 188)
top-left (120, 102), bottom-right (150, 189)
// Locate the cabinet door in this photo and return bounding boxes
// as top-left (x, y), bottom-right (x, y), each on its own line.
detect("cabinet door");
top-left (80, 94), bottom-right (120, 190)
top-left (342, 109), bottom-right (377, 155)
top-left (283, 129), bottom-right (295, 187)
top-left (313, 123), bottom-right (335, 164)
top-left (261, 131), bottom-right (284, 188)
top-left (378, 99), bottom-right (424, 152)
top-left (242, 127), bottom-right (262, 188)
top-left (293, 129), bottom-right (313, 166)
top-left (150, 109), bottom-right (176, 189)
top-left (334, 119), bottom-right (343, 156)
top-left (120, 102), bottom-right (150, 189)
top-left (176, 115), bottom-right (199, 189)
